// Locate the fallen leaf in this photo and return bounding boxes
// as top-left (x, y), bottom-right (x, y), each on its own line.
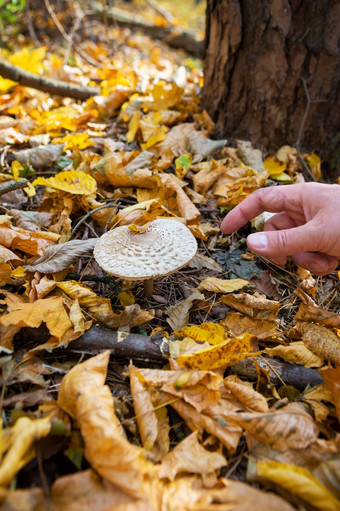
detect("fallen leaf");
top-left (224, 375), bottom-right (269, 412)
top-left (158, 431), bottom-right (226, 480)
top-left (33, 169), bottom-right (97, 196)
top-left (265, 341), bottom-right (323, 368)
top-left (319, 367), bottom-right (340, 420)
top-left (197, 277), bottom-right (249, 294)
top-left (221, 312), bottom-right (278, 340)
top-left (166, 290), bottom-right (204, 330)
top-left (188, 253), bottom-right (222, 272)
top-left (295, 303), bottom-right (340, 328)
top-left (296, 322), bottom-right (340, 365)
top-left (58, 351), bottom-right (153, 496)
top-left (227, 402), bottom-right (318, 451)
top-left (24, 239), bottom-right (97, 273)
top-left (175, 322), bottom-right (227, 346)
top-left (0, 416), bottom-right (51, 486)
top-left (12, 144), bottom-right (64, 169)
top-left (256, 460), bottom-right (340, 511)
top-left (175, 333), bottom-right (257, 370)
top-left (222, 292), bottom-right (280, 320)
top-left (0, 296), bottom-right (72, 341)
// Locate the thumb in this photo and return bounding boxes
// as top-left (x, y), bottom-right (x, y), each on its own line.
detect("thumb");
top-left (246, 224), bottom-right (318, 258)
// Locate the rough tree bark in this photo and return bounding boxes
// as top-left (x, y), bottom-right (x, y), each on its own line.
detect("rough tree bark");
top-left (202, 0), bottom-right (340, 172)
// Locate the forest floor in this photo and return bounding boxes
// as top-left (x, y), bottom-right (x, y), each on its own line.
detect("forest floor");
top-left (0, 1), bottom-right (339, 510)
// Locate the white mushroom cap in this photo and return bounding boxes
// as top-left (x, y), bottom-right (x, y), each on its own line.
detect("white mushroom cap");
top-left (93, 218), bottom-right (197, 280)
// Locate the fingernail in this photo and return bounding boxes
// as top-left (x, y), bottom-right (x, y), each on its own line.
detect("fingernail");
top-left (248, 233), bottom-right (268, 250)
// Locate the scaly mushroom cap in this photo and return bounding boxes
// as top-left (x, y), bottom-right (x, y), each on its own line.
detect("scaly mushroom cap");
top-left (93, 218), bottom-right (197, 280)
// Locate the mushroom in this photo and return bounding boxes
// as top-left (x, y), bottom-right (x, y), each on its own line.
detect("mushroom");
top-left (93, 218), bottom-right (197, 299)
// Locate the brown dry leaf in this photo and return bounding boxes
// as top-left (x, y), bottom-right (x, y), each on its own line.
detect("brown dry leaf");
top-left (24, 239), bottom-right (97, 273)
top-left (29, 274), bottom-right (57, 301)
top-left (0, 296), bottom-right (72, 341)
top-left (166, 290), bottom-right (204, 330)
top-left (222, 292), bottom-right (280, 320)
top-left (188, 253), bottom-right (222, 272)
top-left (296, 322), bottom-right (340, 365)
top-left (295, 303), bottom-right (340, 328)
top-left (13, 143), bottom-right (64, 169)
top-left (221, 312), bottom-right (278, 340)
top-left (57, 280), bottom-right (153, 328)
top-left (158, 431), bottom-right (226, 480)
top-left (0, 262), bottom-right (12, 287)
top-left (314, 459), bottom-right (340, 501)
top-left (69, 299), bottom-right (86, 334)
top-left (0, 217), bottom-right (56, 256)
top-left (113, 199), bottom-right (166, 226)
top-left (249, 270), bottom-right (282, 300)
top-left (319, 366), bottom-right (340, 420)
top-left (197, 277), bottom-right (249, 294)
top-left (0, 416), bottom-right (51, 486)
top-left (129, 364), bottom-right (170, 460)
top-left (156, 391), bottom-right (242, 453)
top-left (0, 244), bottom-right (22, 262)
top-left (227, 402), bottom-right (319, 451)
top-left (192, 159), bottom-right (229, 194)
top-left (264, 341), bottom-right (324, 368)
top-left (303, 384), bottom-right (333, 422)
top-left (256, 460), bottom-right (340, 511)
top-left (213, 167), bottom-right (269, 207)
top-left (160, 173), bottom-right (201, 222)
top-left (138, 367), bottom-right (222, 413)
top-left (57, 351), bottom-right (153, 497)
top-left (224, 375), bottom-right (269, 412)
top-left (175, 333), bottom-right (257, 370)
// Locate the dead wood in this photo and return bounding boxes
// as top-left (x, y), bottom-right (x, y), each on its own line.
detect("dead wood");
top-left (0, 179), bottom-right (29, 196)
top-left (0, 59), bottom-right (100, 100)
top-left (92, 6), bottom-right (204, 58)
top-left (70, 325), bottom-right (323, 388)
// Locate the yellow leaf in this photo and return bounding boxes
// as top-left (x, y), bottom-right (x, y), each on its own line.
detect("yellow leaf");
top-left (52, 133), bottom-right (94, 150)
top-left (221, 312), bottom-right (278, 340)
top-left (224, 375), bottom-right (269, 412)
top-left (263, 156), bottom-right (287, 177)
top-left (33, 169), bottom-right (97, 196)
top-left (0, 262), bottom-right (12, 286)
top-left (126, 111), bottom-right (141, 143)
top-left (176, 333), bottom-right (257, 370)
top-left (256, 460), bottom-right (340, 511)
top-left (0, 416), bottom-right (51, 486)
top-left (10, 266), bottom-right (26, 279)
top-left (175, 322), bottom-right (227, 346)
top-left (306, 152), bottom-right (322, 181)
top-left (0, 47), bottom-right (46, 92)
top-left (140, 125), bottom-right (168, 150)
top-left (0, 296), bottom-right (72, 340)
top-left (197, 277), bottom-right (249, 294)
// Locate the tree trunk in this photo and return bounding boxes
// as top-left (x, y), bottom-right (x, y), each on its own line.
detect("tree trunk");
top-left (202, 0), bottom-right (340, 173)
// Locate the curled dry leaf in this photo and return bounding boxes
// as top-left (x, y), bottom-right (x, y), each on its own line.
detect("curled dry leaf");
top-left (188, 253), bottom-right (222, 272)
top-left (265, 341), bottom-right (324, 368)
top-left (227, 402), bottom-right (319, 451)
top-left (129, 364), bottom-right (170, 460)
top-left (58, 351), bottom-right (153, 497)
top-left (295, 303), bottom-right (340, 328)
top-left (0, 244), bottom-right (22, 263)
top-left (296, 322), bottom-right (340, 366)
top-left (24, 239), bottom-right (97, 273)
top-left (221, 312), bottom-right (278, 340)
top-left (197, 277), bottom-right (249, 294)
top-left (319, 366), bottom-right (340, 420)
top-left (222, 292), bottom-right (280, 320)
top-left (256, 460), bottom-right (340, 511)
top-left (166, 290), bottom-right (204, 331)
top-left (158, 431), bottom-right (226, 480)
top-left (224, 375), bottom-right (269, 413)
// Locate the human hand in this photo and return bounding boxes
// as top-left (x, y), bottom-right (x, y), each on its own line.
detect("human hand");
top-left (220, 183), bottom-right (340, 275)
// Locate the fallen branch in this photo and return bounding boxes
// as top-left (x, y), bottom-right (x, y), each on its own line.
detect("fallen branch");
top-left (0, 179), bottom-right (29, 197)
top-left (69, 325), bottom-right (323, 388)
top-left (93, 6), bottom-right (204, 57)
top-left (0, 59), bottom-right (100, 100)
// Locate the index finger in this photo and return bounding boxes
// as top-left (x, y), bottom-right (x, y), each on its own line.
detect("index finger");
top-left (220, 185), bottom-right (302, 234)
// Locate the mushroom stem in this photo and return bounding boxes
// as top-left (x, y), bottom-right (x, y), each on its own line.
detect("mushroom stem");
top-left (143, 279), bottom-right (154, 299)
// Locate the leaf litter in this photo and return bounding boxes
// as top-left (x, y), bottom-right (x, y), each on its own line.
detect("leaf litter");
top-left (0, 1), bottom-right (339, 510)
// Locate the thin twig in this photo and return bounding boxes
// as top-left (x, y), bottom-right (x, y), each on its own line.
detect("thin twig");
top-left (25, 0), bottom-right (40, 46)
top-left (64, 9), bottom-right (93, 65)
top-left (71, 203), bottom-right (117, 237)
top-left (0, 179), bottom-right (28, 197)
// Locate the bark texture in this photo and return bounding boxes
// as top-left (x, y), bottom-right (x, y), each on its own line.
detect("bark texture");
top-left (202, 0), bottom-right (340, 166)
